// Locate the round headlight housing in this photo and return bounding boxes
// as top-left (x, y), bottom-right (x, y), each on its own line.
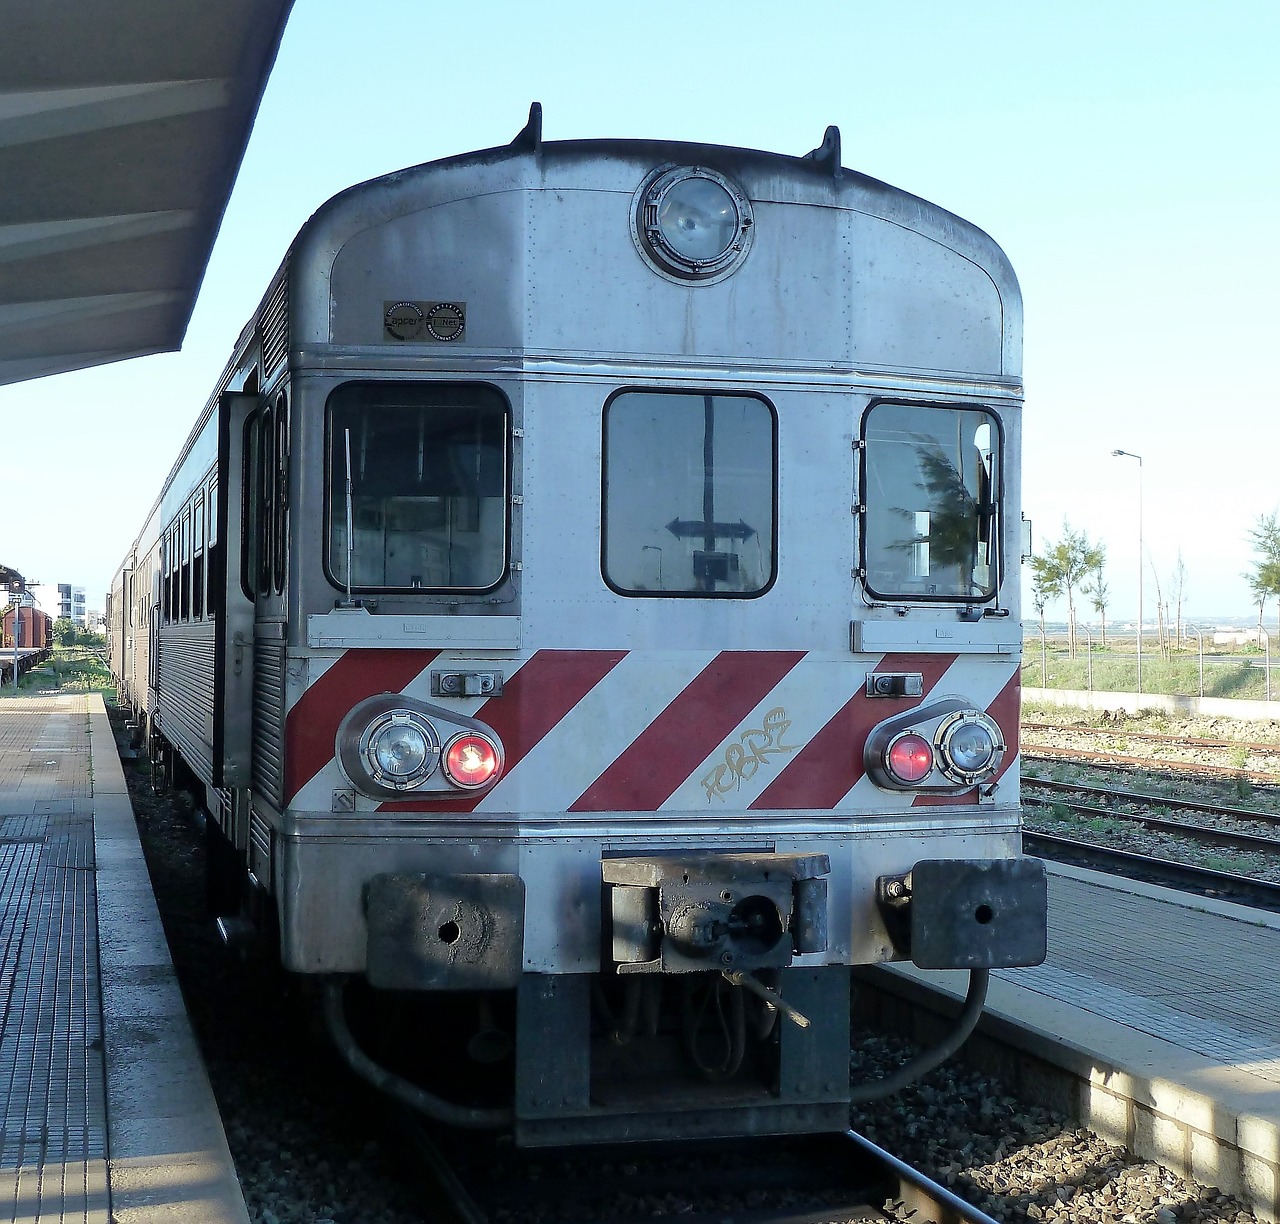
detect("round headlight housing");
top-left (633, 165), bottom-right (754, 284)
top-left (442, 732), bottom-right (503, 790)
top-left (935, 710), bottom-right (1005, 785)
top-left (885, 731), bottom-right (935, 785)
top-left (359, 710), bottom-right (440, 791)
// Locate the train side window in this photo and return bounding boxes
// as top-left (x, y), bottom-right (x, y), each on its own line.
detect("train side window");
top-left (603, 390), bottom-right (777, 597)
top-left (242, 411), bottom-right (261, 602)
top-left (258, 405), bottom-right (275, 597)
top-left (859, 400), bottom-right (1002, 602)
top-left (273, 392), bottom-right (288, 595)
top-left (168, 526), bottom-right (178, 623)
top-left (207, 480), bottom-right (219, 619)
top-left (160, 534), bottom-right (170, 624)
top-left (192, 488), bottom-right (205, 620)
top-left (324, 381), bottom-right (509, 592)
top-left (180, 508), bottom-right (192, 621)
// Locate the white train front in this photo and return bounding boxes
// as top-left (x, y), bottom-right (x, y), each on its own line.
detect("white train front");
top-left (110, 108), bottom-right (1046, 1146)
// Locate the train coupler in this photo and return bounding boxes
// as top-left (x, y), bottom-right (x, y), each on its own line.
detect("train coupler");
top-left (603, 852), bottom-right (830, 973)
top-left (876, 858), bottom-right (1047, 970)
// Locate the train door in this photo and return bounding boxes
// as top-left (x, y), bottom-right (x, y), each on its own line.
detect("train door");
top-left (213, 391), bottom-right (256, 788)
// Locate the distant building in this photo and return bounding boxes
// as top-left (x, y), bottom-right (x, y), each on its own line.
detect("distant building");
top-left (31, 583), bottom-right (88, 627)
top-left (1212, 628), bottom-right (1261, 647)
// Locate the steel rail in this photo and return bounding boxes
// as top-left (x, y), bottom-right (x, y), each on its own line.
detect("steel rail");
top-left (400, 1111), bottom-right (1004, 1223)
top-left (843, 1129), bottom-right (1003, 1224)
top-left (1023, 832), bottom-right (1280, 910)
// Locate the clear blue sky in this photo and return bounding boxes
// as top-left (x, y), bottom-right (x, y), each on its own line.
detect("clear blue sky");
top-left (3, 1), bottom-right (1277, 624)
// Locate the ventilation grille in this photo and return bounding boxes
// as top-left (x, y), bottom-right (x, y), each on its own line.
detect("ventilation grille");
top-left (261, 270), bottom-right (289, 377)
top-left (249, 811), bottom-right (272, 889)
top-left (155, 624), bottom-right (216, 788)
top-left (252, 639), bottom-right (287, 809)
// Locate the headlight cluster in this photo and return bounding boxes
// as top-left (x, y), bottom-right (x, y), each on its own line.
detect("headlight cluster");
top-left (871, 704), bottom-right (1005, 791)
top-left (337, 694), bottom-right (503, 801)
top-left (359, 709), bottom-right (440, 791)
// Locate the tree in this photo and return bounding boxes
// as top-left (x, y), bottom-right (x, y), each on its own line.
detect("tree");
top-left (1029, 569), bottom-right (1052, 636)
top-left (1170, 552), bottom-right (1188, 648)
top-left (1245, 511), bottom-right (1280, 640)
top-left (53, 617), bottom-right (76, 646)
top-left (1248, 572), bottom-right (1270, 644)
top-left (1029, 522), bottom-right (1105, 658)
top-left (1082, 563), bottom-right (1110, 646)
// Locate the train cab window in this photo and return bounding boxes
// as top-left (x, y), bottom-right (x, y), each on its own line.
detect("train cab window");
top-left (325, 382), bottom-right (509, 592)
top-left (859, 401), bottom-right (1001, 601)
top-left (603, 390), bottom-right (776, 596)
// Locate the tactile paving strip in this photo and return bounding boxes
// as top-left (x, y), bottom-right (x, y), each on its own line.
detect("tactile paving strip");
top-left (0, 698), bottom-right (108, 1221)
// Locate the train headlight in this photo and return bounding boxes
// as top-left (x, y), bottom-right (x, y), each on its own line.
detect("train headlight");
top-left (336, 694), bottom-right (505, 801)
top-left (885, 732), bottom-right (935, 785)
top-left (442, 732), bottom-right (502, 789)
top-left (935, 711), bottom-right (1005, 785)
top-left (633, 165), bottom-right (754, 284)
top-left (359, 710), bottom-right (440, 791)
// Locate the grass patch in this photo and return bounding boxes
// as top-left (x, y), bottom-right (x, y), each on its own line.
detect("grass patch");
top-left (1, 647), bottom-right (116, 700)
top-left (1021, 651), bottom-right (1272, 700)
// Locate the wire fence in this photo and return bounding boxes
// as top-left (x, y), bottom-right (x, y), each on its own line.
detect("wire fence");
top-left (1024, 628), bottom-right (1274, 702)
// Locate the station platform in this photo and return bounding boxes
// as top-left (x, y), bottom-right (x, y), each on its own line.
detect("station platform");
top-left (0, 693), bottom-right (246, 1224)
top-left (870, 862), bottom-right (1280, 1223)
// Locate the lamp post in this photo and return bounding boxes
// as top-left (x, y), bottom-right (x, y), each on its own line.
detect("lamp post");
top-left (1111, 449), bottom-right (1143, 694)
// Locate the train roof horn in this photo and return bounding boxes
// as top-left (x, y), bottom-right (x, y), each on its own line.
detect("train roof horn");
top-left (511, 102), bottom-right (543, 153)
top-left (803, 125), bottom-right (842, 178)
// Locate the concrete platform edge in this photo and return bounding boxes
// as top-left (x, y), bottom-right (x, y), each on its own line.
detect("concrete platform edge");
top-left (854, 963), bottom-right (1279, 1224)
top-left (88, 695), bottom-right (251, 1224)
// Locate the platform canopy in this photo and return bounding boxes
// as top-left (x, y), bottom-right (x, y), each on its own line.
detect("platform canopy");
top-left (0, 0), bottom-right (293, 388)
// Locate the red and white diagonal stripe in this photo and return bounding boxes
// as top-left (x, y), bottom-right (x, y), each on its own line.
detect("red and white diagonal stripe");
top-left (285, 649), bottom-right (1020, 814)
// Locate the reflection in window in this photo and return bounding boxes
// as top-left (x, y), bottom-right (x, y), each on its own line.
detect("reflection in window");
top-left (326, 382), bottom-right (508, 592)
top-left (861, 401), bottom-right (1000, 600)
top-left (604, 391), bottom-right (775, 596)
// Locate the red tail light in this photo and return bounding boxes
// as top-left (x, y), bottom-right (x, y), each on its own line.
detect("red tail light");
top-left (443, 732), bottom-right (501, 789)
top-left (885, 732), bottom-right (934, 784)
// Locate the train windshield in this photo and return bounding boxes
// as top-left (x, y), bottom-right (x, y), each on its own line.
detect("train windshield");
top-left (325, 382), bottom-right (508, 592)
top-left (603, 390), bottom-right (775, 596)
top-left (860, 401), bottom-right (1000, 601)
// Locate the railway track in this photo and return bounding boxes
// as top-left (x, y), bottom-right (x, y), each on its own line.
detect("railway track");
top-left (399, 1113), bottom-right (1002, 1224)
top-left (1021, 719), bottom-right (1280, 784)
top-left (1023, 831), bottom-right (1280, 910)
top-left (1022, 744), bottom-right (1280, 784)
top-left (1020, 724), bottom-right (1280, 906)
top-left (1022, 722), bottom-right (1280, 758)
top-left (1022, 776), bottom-right (1280, 829)
top-left (1023, 788), bottom-right (1280, 857)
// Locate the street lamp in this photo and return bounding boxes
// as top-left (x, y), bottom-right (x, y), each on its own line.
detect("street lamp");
top-left (1111, 449), bottom-right (1143, 694)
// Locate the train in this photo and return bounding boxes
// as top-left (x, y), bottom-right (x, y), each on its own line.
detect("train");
top-left (109, 106), bottom-right (1046, 1146)
top-left (2, 602), bottom-right (52, 652)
